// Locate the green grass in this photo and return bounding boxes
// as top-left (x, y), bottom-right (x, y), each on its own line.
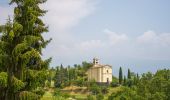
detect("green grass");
top-left (41, 91), bottom-right (87, 100)
top-left (41, 86), bottom-right (123, 100)
top-left (73, 94), bottom-right (87, 100)
top-left (41, 91), bottom-right (53, 100)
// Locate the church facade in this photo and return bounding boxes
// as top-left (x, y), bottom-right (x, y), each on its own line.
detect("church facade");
top-left (87, 58), bottom-right (112, 83)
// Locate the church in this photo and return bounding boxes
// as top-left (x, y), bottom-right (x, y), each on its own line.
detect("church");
top-left (86, 58), bottom-right (112, 84)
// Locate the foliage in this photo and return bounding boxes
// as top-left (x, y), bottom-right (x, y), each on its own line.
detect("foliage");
top-left (108, 69), bottom-right (170, 100)
top-left (54, 61), bottom-right (92, 88)
top-left (0, 72), bottom-right (7, 98)
top-left (12, 76), bottom-right (25, 92)
top-left (45, 80), bottom-right (51, 87)
top-left (111, 76), bottom-right (119, 87)
top-left (0, 72), bottom-right (7, 88)
top-left (18, 91), bottom-right (40, 100)
top-left (87, 95), bottom-right (95, 100)
top-left (89, 83), bottom-right (101, 95)
top-left (119, 67), bottom-right (123, 84)
top-left (128, 69), bottom-right (131, 79)
top-left (0, 0), bottom-right (51, 99)
top-left (96, 94), bottom-right (104, 100)
top-left (123, 76), bottom-right (127, 86)
top-left (32, 88), bottom-right (45, 97)
top-left (53, 88), bottom-right (61, 97)
top-left (136, 69), bottom-right (170, 100)
top-left (108, 87), bottom-right (143, 100)
top-left (101, 86), bottom-right (109, 94)
top-left (54, 65), bottom-right (68, 88)
top-left (53, 88), bottom-right (70, 99)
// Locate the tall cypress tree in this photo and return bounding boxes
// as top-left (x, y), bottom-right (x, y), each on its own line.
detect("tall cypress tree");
top-left (0, 0), bottom-right (51, 99)
top-left (128, 68), bottom-right (131, 79)
top-left (119, 67), bottom-right (123, 84)
top-left (136, 73), bottom-right (140, 84)
top-left (123, 75), bottom-right (127, 85)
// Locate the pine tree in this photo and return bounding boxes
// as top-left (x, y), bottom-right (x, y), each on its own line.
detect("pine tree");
top-left (0, 0), bottom-right (51, 99)
top-left (119, 67), bottom-right (123, 84)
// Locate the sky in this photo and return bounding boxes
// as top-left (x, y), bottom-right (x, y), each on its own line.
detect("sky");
top-left (0, 0), bottom-right (170, 76)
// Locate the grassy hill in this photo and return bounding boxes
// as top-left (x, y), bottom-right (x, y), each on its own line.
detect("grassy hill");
top-left (41, 86), bottom-right (123, 100)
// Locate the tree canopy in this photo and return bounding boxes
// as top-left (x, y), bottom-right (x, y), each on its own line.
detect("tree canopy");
top-left (0, 0), bottom-right (51, 99)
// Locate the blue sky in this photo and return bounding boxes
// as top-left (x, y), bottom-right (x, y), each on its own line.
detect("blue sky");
top-left (0, 0), bottom-right (170, 76)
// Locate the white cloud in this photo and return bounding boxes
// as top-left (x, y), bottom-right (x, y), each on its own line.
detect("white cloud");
top-left (75, 40), bottom-right (105, 51)
top-left (104, 29), bottom-right (129, 45)
top-left (137, 31), bottom-right (170, 46)
top-left (41, 0), bottom-right (99, 64)
top-left (42, 0), bottom-right (97, 33)
top-left (137, 31), bottom-right (158, 44)
top-left (41, 0), bottom-right (98, 58)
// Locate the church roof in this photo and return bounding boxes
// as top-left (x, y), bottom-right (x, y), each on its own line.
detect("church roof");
top-left (91, 64), bottom-right (112, 68)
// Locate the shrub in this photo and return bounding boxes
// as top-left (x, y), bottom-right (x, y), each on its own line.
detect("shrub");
top-left (101, 86), bottom-right (109, 94)
top-left (53, 88), bottom-right (70, 99)
top-left (96, 94), bottom-right (104, 100)
top-left (87, 95), bottom-right (95, 100)
top-left (110, 81), bottom-right (119, 87)
top-left (89, 84), bottom-right (101, 95)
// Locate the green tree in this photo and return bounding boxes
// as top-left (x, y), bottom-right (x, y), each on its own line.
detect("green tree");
top-left (0, 0), bottom-right (51, 99)
top-left (128, 68), bottom-right (131, 79)
top-left (82, 61), bottom-right (93, 71)
top-left (136, 70), bottom-right (169, 100)
top-left (54, 64), bottom-right (70, 88)
top-left (119, 67), bottom-right (123, 84)
top-left (136, 73), bottom-right (140, 83)
top-left (123, 75), bottom-right (127, 85)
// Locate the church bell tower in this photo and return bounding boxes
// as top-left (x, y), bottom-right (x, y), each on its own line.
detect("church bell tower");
top-left (93, 58), bottom-right (99, 65)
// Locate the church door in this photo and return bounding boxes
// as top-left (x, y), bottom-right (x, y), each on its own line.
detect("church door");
top-left (107, 78), bottom-right (109, 83)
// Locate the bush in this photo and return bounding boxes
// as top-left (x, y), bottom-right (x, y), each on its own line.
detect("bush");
top-left (33, 88), bottom-right (45, 97)
top-left (55, 81), bottom-right (62, 88)
top-left (53, 88), bottom-right (61, 96)
top-left (45, 80), bottom-right (51, 87)
top-left (110, 81), bottom-right (119, 87)
top-left (75, 78), bottom-right (84, 86)
top-left (89, 84), bottom-right (101, 95)
top-left (87, 95), bottom-right (95, 100)
top-left (62, 93), bottom-right (70, 98)
top-left (18, 91), bottom-right (40, 100)
top-left (96, 94), bottom-right (104, 100)
top-left (101, 86), bottom-right (109, 94)
top-left (53, 88), bottom-right (70, 99)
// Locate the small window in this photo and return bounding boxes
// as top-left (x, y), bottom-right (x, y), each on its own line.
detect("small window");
top-left (107, 70), bottom-right (108, 73)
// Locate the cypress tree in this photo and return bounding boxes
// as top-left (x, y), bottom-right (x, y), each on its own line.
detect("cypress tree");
top-left (0, 0), bottom-right (51, 99)
top-left (123, 75), bottom-right (127, 85)
top-left (119, 67), bottom-right (123, 84)
top-left (60, 64), bottom-right (64, 70)
top-left (128, 68), bottom-right (131, 79)
top-left (127, 69), bottom-right (132, 87)
top-left (136, 73), bottom-right (140, 84)
top-left (137, 73), bottom-right (139, 80)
